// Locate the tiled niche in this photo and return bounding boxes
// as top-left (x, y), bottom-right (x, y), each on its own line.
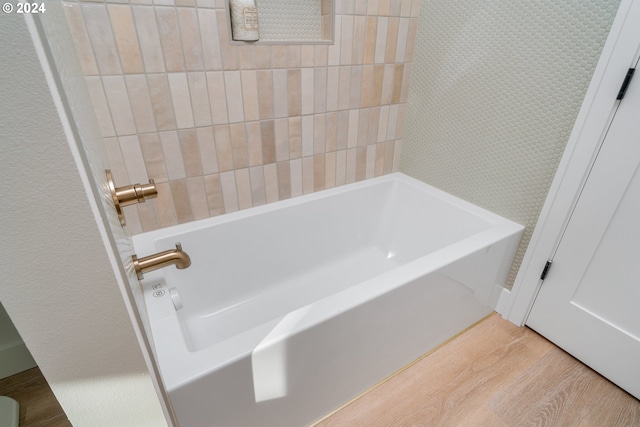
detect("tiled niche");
top-left (246, 0), bottom-right (334, 43)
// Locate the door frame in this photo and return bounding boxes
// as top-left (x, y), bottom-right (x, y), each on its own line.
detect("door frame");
top-left (502, 0), bottom-right (640, 326)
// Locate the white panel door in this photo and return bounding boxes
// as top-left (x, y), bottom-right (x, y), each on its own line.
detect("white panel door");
top-left (526, 63), bottom-right (640, 399)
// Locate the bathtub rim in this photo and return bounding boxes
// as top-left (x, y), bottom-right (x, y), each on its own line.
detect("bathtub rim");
top-left (132, 173), bottom-right (519, 253)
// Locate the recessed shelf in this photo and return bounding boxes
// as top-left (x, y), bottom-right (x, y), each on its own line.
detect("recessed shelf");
top-left (227, 0), bottom-right (334, 45)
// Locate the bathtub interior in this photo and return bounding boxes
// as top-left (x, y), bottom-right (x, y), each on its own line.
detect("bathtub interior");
top-left (150, 177), bottom-right (497, 352)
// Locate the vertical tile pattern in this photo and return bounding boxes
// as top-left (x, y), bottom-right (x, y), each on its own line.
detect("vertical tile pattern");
top-left (188, 72), bottom-right (213, 127)
top-left (177, 7), bottom-right (205, 70)
top-left (132, 5), bottom-right (165, 72)
top-left (156, 6), bottom-right (185, 72)
top-left (148, 74), bottom-right (177, 130)
top-left (65, 0), bottom-right (415, 233)
top-left (168, 73), bottom-right (195, 129)
top-left (108, 4), bottom-right (144, 74)
top-left (125, 75), bottom-right (156, 133)
top-left (81, 3), bottom-right (122, 75)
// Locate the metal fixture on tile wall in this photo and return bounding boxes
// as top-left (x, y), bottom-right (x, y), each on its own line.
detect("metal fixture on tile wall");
top-left (106, 169), bottom-right (157, 226)
top-left (132, 243), bottom-right (192, 280)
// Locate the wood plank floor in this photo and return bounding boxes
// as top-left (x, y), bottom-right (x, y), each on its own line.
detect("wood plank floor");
top-left (0, 367), bottom-right (70, 427)
top-left (316, 313), bottom-right (640, 427)
top-left (2, 314), bottom-right (639, 426)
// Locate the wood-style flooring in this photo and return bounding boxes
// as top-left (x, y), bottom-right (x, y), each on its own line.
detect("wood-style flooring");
top-left (2, 314), bottom-right (639, 426)
top-left (0, 367), bottom-right (70, 427)
top-left (316, 313), bottom-right (640, 426)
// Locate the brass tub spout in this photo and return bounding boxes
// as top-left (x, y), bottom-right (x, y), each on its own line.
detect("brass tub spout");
top-left (133, 243), bottom-right (191, 280)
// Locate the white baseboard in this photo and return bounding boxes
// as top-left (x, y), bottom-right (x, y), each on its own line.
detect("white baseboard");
top-left (495, 288), bottom-right (512, 318)
top-left (0, 340), bottom-right (37, 379)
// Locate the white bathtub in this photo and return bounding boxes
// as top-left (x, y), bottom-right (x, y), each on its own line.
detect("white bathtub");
top-left (133, 173), bottom-right (523, 427)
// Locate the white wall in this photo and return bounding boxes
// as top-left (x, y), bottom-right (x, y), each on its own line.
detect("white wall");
top-left (401, 0), bottom-right (620, 288)
top-left (0, 13), bottom-right (167, 427)
top-left (0, 303), bottom-right (36, 379)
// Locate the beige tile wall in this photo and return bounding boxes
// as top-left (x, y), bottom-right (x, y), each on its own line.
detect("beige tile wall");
top-left (64, 0), bottom-right (419, 235)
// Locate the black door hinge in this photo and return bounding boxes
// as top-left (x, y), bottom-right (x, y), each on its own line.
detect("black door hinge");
top-left (540, 260), bottom-right (553, 281)
top-left (617, 68), bottom-right (635, 100)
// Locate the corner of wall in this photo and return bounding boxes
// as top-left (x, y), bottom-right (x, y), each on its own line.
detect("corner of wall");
top-left (0, 9), bottom-right (169, 427)
top-left (400, 0), bottom-right (621, 289)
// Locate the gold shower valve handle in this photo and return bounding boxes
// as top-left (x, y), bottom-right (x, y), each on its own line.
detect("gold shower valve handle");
top-left (115, 180), bottom-right (158, 207)
top-left (106, 169), bottom-right (158, 226)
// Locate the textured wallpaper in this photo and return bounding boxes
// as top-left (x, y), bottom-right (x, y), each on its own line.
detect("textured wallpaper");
top-left (401, 0), bottom-right (620, 288)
